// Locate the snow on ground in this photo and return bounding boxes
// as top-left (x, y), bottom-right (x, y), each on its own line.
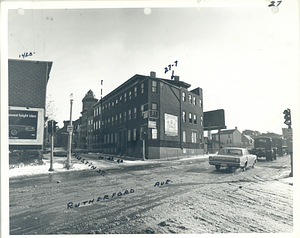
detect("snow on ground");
top-left (9, 154), bottom-right (209, 178)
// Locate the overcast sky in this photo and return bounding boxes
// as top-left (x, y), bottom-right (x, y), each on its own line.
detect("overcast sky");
top-left (6, 1), bottom-right (299, 135)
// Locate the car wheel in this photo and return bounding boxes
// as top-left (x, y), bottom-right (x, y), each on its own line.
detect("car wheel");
top-left (215, 165), bottom-right (221, 171)
top-left (10, 129), bottom-right (19, 136)
top-left (228, 167), bottom-right (235, 173)
top-left (242, 162), bottom-right (248, 171)
top-left (252, 160), bottom-right (256, 168)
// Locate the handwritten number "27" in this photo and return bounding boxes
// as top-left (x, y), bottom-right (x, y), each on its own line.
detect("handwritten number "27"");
top-left (268, 1), bottom-right (282, 7)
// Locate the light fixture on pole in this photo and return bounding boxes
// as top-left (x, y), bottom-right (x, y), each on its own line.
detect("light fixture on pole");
top-left (66, 93), bottom-right (74, 170)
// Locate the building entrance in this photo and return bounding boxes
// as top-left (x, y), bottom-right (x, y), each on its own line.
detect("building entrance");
top-left (117, 129), bottom-right (127, 154)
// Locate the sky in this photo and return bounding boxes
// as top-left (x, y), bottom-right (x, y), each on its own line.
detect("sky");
top-left (5, 0), bottom-right (299, 135)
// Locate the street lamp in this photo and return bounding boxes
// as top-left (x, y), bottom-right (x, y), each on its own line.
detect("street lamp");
top-left (66, 93), bottom-right (74, 170)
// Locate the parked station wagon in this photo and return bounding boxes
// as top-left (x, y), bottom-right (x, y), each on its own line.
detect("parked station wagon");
top-left (209, 147), bottom-right (257, 172)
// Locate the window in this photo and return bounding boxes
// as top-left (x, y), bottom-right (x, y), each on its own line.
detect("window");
top-left (152, 103), bottom-right (158, 110)
top-left (120, 95), bottom-right (122, 103)
top-left (199, 99), bottom-right (202, 107)
top-left (191, 132), bottom-right (197, 143)
top-left (128, 110), bottom-right (131, 120)
top-left (200, 116), bottom-right (203, 126)
top-left (124, 92), bottom-right (127, 102)
top-left (111, 133), bottom-right (114, 143)
top-left (108, 102), bottom-right (111, 110)
top-left (183, 131), bottom-right (186, 142)
top-left (107, 134), bottom-right (110, 144)
top-left (194, 114), bottom-right (197, 124)
top-left (108, 118), bottom-right (110, 125)
top-left (193, 96), bottom-right (196, 105)
top-left (188, 95), bottom-right (192, 104)
top-left (115, 115), bottom-right (118, 125)
top-left (141, 83), bottom-right (144, 93)
top-left (182, 92), bottom-right (186, 101)
top-left (134, 107), bottom-right (137, 119)
top-left (140, 126), bottom-right (144, 140)
top-left (111, 116), bottom-right (114, 126)
top-left (133, 128), bottom-right (137, 141)
top-left (115, 133), bottom-right (117, 143)
top-left (116, 99), bottom-right (118, 105)
top-left (189, 113), bottom-right (192, 123)
top-left (182, 111), bottom-right (186, 122)
top-left (112, 101), bottom-right (114, 107)
top-left (129, 91), bottom-right (132, 100)
top-left (104, 135), bottom-right (106, 144)
top-left (128, 129), bottom-right (131, 141)
top-left (152, 80), bottom-right (157, 92)
top-left (134, 86), bottom-right (137, 97)
top-left (124, 111), bottom-right (127, 122)
top-left (119, 113), bottom-right (122, 123)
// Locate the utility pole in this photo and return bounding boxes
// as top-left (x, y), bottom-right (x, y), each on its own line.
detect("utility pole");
top-left (48, 120), bottom-right (55, 171)
top-left (283, 108), bottom-right (293, 177)
top-left (66, 93), bottom-right (74, 170)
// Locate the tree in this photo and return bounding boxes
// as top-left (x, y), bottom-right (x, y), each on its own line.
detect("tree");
top-left (45, 94), bottom-right (58, 123)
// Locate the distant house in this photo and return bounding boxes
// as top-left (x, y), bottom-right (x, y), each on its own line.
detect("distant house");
top-left (212, 127), bottom-right (244, 148)
top-left (241, 134), bottom-right (254, 147)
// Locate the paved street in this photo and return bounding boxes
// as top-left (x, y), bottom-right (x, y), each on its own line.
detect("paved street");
top-left (9, 154), bottom-right (293, 235)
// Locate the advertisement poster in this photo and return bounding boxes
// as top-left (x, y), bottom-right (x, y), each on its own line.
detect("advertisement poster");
top-left (9, 110), bottom-right (38, 139)
top-left (164, 113), bottom-right (178, 136)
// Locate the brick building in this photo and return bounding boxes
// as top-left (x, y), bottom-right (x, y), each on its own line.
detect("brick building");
top-left (90, 72), bottom-right (204, 159)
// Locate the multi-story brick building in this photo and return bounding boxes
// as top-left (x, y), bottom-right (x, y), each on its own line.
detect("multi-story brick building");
top-left (91, 71), bottom-right (204, 159)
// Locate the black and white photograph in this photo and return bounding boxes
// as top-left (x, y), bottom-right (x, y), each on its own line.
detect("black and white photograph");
top-left (1, 0), bottom-right (299, 237)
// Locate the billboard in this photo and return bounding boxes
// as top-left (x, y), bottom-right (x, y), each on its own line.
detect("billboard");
top-left (9, 107), bottom-right (44, 146)
top-left (203, 109), bottom-right (226, 131)
top-left (164, 113), bottom-right (178, 136)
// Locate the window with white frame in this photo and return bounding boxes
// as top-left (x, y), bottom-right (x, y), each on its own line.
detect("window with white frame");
top-left (182, 92), bottom-right (186, 101)
top-left (141, 83), bottom-right (144, 93)
top-left (152, 80), bottom-right (157, 92)
top-left (134, 86), bottom-right (137, 97)
top-left (183, 131), bottom-right (186, 142)
top-left (182, 111), bottom-right (186, 122)
top-left (191, 132), bottom-right (197, 143)
top-left (133, 128), bottom-right (137, 140)
top-left (128, 129), bottom-right (131, 141)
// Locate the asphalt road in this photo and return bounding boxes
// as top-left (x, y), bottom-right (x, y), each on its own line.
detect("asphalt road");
top-left (9, 154), bottom-right (293, 235)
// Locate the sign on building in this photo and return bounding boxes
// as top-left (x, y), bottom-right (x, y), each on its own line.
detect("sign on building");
top-left (164, 113), bottom-right (178, 136)
top-left (9, 107), bottom-right (44, 148)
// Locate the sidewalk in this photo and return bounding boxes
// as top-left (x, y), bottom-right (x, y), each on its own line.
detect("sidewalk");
top-left (9, 153), bottom-right (210, 178)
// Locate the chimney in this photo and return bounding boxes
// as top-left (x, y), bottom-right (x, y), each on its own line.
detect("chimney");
top-left (174, 76), bottom-right (179, 81)
top-left (150, 71), bottom-right (156, 78)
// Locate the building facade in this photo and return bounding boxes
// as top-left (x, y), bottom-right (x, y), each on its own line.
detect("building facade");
top-left (8, 59), bottom-right (52, 150)
top-left (212, 127), bottom-right (244, 148)
top-left (90, 72), bottom-right (204, 159)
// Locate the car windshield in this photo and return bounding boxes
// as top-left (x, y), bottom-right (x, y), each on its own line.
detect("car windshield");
top-left (218, 149), bottom-right (242, 156)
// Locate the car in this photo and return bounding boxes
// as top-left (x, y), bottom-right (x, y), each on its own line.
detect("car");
top-left (209, 147), bottom-right (257, 172)
top-left (9, 125), bottom-right (36, 137)
top-left (53, 147), bottom-right (68, 157)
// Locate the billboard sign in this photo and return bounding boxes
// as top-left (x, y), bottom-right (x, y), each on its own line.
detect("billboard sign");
top-left (164, 113), bottom-right (178, 136)
top-left (9, 107), bottom-right (44, 146)
top-left (203, 109), bottom-right (226, 131)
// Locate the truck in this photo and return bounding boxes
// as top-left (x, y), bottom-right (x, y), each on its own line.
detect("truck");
top-left (251, 137), bottom-right (277, 161)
